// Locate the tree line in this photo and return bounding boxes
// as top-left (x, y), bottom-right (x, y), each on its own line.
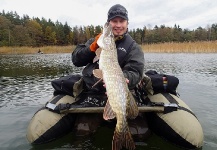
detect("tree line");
top-left (1, 10), bottom-right (217, 47)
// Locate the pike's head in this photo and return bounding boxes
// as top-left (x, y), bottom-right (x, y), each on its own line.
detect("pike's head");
top-left (103, 22), bottom-right (113, 38)
top-left (97, 22), bottom-right (114, 49)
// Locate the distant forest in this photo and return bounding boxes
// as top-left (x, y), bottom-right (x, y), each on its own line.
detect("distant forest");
top-left (1, 10), bottom-right (217, 47)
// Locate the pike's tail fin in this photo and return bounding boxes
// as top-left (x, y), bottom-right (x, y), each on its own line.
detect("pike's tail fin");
top-left (112, 129), bottom-right (135, 150)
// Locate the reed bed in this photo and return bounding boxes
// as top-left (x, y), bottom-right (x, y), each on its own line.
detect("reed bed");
top-left (0, 45), bottom-right (75, 54)
top-left (142, 41), bottom-right (217, 53)
top-left (0, 41), bottom-right (217, 54)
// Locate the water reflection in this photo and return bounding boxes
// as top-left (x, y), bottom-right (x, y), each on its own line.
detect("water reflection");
top-left (0, 54), bottom-right (83, 108)
top-left (0, 54), bottom-right (83, 77)
top-left (144, 53), bottom-right (217, 87)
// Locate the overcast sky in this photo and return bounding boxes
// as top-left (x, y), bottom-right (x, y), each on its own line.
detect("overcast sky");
top-left (1, 0), bottom-right (217, 30)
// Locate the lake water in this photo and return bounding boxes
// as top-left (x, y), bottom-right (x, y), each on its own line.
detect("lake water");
top-left (0, 53), bottom-right (216, 150)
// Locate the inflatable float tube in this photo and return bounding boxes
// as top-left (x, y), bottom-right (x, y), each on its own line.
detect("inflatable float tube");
top-left (26, 93), bottom-right (151, 144)
top-left (144, 92), bottom-right (204, 149)
top-left (26, 95), bottom-right (77, 144)
top-left (26, 93), bottom-right (203, 149)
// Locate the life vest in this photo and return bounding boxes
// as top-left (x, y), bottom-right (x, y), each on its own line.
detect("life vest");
top-left (116, 33), bottom-right (135, 67)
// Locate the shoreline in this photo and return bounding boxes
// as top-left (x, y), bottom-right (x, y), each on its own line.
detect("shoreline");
top-left (0, 41), bottom-right (217, 54)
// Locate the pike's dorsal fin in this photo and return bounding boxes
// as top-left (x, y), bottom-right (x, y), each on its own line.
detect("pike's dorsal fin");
top-left (103, 100), bottom-right (116, 120)
top-left (126, 92), bottom-right (139, 119)
top-left (93, 69), bottom-right (103, 79)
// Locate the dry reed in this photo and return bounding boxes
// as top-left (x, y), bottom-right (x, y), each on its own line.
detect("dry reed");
top-left (0, 41), bottom-right (217, 54)
top-left (142, 41), bottom-right (217, 53)
top-left (0, 45), bottom-right (75, 54)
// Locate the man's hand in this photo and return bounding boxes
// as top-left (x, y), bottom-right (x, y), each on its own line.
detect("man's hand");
top-left (125, 78), bottom-right (129, 84)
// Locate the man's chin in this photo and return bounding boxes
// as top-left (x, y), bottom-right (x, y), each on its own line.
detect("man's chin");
top-left (114, 32), bottom-right (123, 36)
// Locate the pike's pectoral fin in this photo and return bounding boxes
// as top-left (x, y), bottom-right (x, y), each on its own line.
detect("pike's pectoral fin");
top-left (95, 48), bottom-right (102, 58)
top-left (93, 69), bottom-right (103, 79)
top-left (126, 92), bottom-right (139, 119)
top-left (92, 69), bottom-right (103, 88)
top-left (103, 100), bottom-right (116, 120)
top-left (93, 48), bottom-right (101, 63)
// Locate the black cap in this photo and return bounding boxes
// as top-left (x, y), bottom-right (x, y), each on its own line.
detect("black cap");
top-left (107, 4), bottom-right (128, 22)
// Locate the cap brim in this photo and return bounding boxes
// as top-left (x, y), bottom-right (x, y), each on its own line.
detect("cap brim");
top-left (108, 15), bottom-right (128, 21)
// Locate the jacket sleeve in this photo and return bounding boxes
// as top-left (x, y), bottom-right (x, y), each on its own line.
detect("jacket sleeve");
top-left (71, 38), bottom-right (96, 67)
top-left (122, 43), bottom-right (144, 90)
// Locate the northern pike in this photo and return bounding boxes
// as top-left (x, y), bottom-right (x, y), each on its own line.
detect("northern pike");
top-left (93, 23), bottom-right (139, 150)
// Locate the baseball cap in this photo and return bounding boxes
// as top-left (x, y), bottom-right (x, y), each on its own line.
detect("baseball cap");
top-left (107, 4), bottom-right (128, 22)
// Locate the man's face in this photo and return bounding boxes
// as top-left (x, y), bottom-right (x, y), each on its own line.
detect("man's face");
top-left (109, 17), bottom-right (128, 37)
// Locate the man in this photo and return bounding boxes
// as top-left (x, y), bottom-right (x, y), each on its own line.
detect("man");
top-left (51, 4), bottom-right (146, 139)
top-left (72, 4), bottom-right (144, 94)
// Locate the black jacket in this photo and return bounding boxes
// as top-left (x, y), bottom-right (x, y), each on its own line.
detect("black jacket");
top-left (72, 33), bottom-right (144, 92)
